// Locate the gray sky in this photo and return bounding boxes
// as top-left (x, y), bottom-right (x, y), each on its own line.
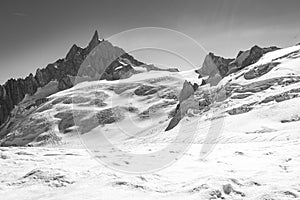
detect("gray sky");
top-left (1, 0), bottom-right (300, 83)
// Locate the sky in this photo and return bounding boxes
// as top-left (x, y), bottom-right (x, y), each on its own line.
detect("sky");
top-left (1, 0), bottom-right (300, 84)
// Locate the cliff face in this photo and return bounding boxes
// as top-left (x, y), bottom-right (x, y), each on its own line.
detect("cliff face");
top-left (77, 40), bottom-right (144, 82)
top-left (165, 80), bottom-right (199, 131)
top-left (196, 45), bottom-right (280, 86)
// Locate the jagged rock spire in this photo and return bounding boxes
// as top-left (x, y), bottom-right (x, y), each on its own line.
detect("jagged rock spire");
top-left (86, 30), bottom-right (100, 52)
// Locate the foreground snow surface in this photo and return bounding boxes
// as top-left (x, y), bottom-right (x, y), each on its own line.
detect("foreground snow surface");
top-left (0, 139), bottom-right (300, 200)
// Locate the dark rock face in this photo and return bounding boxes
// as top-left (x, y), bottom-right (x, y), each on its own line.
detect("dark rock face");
top-left (85, 30), bottom-right (100, 54)
top-left (58, 76), bottom-right (74, 91)
top-left (227, 103), bottom-right (255, 115)
top-left (0, 75), bottom-right (41, 125)
top-left (178, 80), bottom-right (196, 102)
top-left (195, 53), bottom-right (234, 86)
top-left (120, 53), bottom-right (144, 67)
top-left (165, 81), bottom-right (199, 131)
top-left (25, 98), bottom-right (48, 110)
top-left (281, 115), bottom-right (300, 123)
top-left (223, 184), bottom-right (233, 195)
top-left (230, 93), bottom-right (253, 99)
top-left (260, 88), bottom-right (300, 104)
top-left (196, 45), bottom-right (280, 85)
top-left (225, 76), bottom-right (300, 97)
top-left (54, 112), bottom-right (75, 134)
top-left (100, 59), bottom-right (135, 80)
top-left (96, 107), bottom-right (125, 125)
top-left (134, 85), bottom-right (161, 96)
top-left (76, 40), bottom-right (146, 83)
top-left (240, 45), bottom-right (279, 68)
top-left (138, 101), bottom-right (177, 119)
top-left (165, 105), bottom-right (182, 132)
top-left (207, 53), bottom-right (235, 77)
top-left (244, 62), bottom-right (280, 80)
top-left (0, 87), bottom-right (11, 126)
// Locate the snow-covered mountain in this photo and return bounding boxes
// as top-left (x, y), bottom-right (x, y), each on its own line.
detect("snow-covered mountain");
top-left (0, 31), bottom-right (178, 143)
top-left (1, 34), bottom-right (300, 199)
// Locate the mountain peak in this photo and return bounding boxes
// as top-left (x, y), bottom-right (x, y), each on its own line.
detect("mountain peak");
top-left (92, 30), bottom-right (99, 42)
top-left (87, 30), bottom-right (100, 51)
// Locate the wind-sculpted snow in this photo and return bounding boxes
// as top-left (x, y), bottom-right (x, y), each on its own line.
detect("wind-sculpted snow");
top-left (0, 70), bottom-right (186, 146)
top-left (1, 139), bottom-right (300, 199)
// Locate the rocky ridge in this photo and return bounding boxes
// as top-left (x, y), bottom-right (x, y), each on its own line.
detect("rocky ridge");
top-left (196, 45), bottom-right (280, 86)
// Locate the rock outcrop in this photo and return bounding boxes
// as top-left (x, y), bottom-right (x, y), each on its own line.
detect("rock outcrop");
top-left (195, 53), bottom-right (234, 86)
top-left (165, 81), bottom-right (199, 131)
top-left (196, 52), bottom-right (234, 78)
top-left (234, 45), bottom-right (279, 70)
top-left (196, 45), bottom-right (280, 86)
top-left (243, 62), bottom-right (280, 80)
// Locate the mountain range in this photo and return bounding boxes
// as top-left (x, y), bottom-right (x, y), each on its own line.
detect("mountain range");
top-left (0, 30), bottom-right (178, 137)
top-left (1, 30), bottom-right (299, 147)
top-left (0, 30), bottom-right (286, 142)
